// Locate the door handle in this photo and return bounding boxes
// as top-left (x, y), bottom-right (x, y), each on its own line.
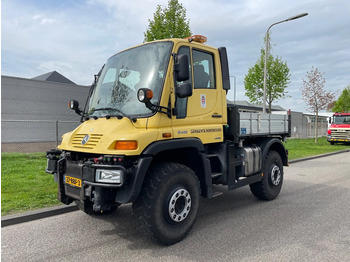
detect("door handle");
top-left (212, 114), bottom-right (222, 118)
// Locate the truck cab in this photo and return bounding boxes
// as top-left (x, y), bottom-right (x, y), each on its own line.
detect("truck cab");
top-left (327, 113), bottom-right (350, 144)
top-left (46, 35), bottom-right (290, 245)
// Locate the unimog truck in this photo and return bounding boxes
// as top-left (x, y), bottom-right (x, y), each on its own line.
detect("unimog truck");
top-left (46, 35), bottom-right (291, 245)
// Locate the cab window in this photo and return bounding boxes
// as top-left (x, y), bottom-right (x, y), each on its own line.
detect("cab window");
top-left (192, 50), bottom-right (215, 89)
top-left (175, 46), bottom-right (192, 119)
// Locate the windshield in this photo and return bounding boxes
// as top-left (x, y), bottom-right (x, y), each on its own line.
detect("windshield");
top-left (87, 42), bottom-right (173, 118)
top-left (333, 115), bottom-right (350, 124)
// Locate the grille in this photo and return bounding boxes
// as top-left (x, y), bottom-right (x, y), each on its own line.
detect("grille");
top-left (331, 129), bottom-right (350, 139)
top-left (72, 133), bottom-right (103, 149)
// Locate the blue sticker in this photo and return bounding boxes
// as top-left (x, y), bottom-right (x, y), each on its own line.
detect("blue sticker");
top-left (241, 128), bottom-right (247, 135)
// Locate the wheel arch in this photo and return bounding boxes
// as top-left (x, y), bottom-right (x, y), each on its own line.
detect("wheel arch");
top-left (254, 138), bottom-right (288, 166)
top-left (142, 139), bottom-right (212, 198)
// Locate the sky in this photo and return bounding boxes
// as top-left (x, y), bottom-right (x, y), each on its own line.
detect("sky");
top-left (2, 0), bottom-right (350, 113)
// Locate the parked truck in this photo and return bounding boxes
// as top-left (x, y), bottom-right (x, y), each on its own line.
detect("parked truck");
top-left (46, 35), bottom-right (291, 245)
top-left (327, 112), bottom-right (350, 144)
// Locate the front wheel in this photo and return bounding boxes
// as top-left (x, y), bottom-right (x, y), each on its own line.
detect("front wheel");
top-left (250, 150), bottom-right (283, 200)
top-left (132, 162), bottom-right (200, 245)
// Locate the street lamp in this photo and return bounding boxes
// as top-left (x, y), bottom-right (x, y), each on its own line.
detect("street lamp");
top-left (262, 13), bottom-right (308, 113)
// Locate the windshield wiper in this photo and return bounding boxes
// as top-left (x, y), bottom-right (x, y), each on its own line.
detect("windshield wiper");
top-left (90, 107), bottom-right (136, 122)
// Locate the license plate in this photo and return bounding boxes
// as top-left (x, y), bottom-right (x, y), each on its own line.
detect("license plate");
top-left (65, 175), bottom-right (82, 188)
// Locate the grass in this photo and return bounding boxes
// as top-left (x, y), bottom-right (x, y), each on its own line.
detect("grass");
top-left (284, 137), bottom-right (350, 160)
top-left (1, 152), bottom-right (60, 216)
top-left (1, 138), bottom-right (349, 216)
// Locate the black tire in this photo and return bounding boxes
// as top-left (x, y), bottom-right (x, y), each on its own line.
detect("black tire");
top-left (330, 142), bottom-right (335, 145)
top-left (132, 162), bottom-right (200, 245)
top-left (250, 150), bottom-right (283, 200)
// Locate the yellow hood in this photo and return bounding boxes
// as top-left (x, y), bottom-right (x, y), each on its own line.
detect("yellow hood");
top-left (58, 117), bottom-right (158, 155)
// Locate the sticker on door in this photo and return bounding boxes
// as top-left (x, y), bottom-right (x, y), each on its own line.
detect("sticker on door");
top-left (201, 94), bottom-right (206, 108)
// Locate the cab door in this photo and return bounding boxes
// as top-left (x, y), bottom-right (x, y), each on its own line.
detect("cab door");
top-left (172, 44), bottom-right (224, 144)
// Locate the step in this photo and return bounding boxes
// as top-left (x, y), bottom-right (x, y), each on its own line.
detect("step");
top-left (211, 172), bottom-right (223, 178)
top-left (212, 191), bottom-right (223, 198)
top-left (206, 153), bottom-right (219, 158)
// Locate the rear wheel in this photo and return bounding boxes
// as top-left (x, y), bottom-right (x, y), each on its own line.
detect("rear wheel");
top-left (132, 162), bottom-right (200, 245)
top-left (250, 150), bottom-right (283, 200)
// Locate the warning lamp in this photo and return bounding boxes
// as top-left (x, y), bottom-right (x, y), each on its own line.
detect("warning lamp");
top-left (185, 35), bottom-right (207, 43)
top-left (137, 88), bottom-right (153, 103)
top-left (69, 99), bottom-right (79, 110)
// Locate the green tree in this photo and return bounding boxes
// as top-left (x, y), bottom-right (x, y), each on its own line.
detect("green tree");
top-left (332, 85), bottom-right (350, 112)
top-left (244, 34), bottom-right (291, 112)
top-left (144, 0), bottom-right (192, 42)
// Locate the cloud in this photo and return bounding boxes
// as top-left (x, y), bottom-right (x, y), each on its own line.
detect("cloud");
top-left (2, 0), bottom-right (350, 112)
top-left (32, 14), bottom-right (56, 25)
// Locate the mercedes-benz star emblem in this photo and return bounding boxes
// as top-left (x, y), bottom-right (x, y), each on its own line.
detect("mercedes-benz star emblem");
top-left (81, 134), bottom-right (90, 145)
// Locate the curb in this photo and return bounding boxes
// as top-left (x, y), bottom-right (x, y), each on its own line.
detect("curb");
top-left (1, 204), bottom-right (78, 228)
top-left (288, 149), bottom-right (350, 164)
top-left (2, 149), bottom-right (349, 228)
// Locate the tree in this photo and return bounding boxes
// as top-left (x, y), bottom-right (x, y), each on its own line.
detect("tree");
top-left (301, 67), bottom-right (335, 143)
top-left (144, 0), bottom-right (192, 42)
top-left (244, 34), bottom-right (290, 112)
top-left (332, 85), bottom-right (350, 112)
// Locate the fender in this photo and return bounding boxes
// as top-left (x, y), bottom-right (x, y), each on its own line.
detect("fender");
top-left (143, 138), bottom-right (213, 198)
top-left (142, 138), bottom-right (205, 155)
top-left (115, 156), bottom-right (153, 204)
top-left (254, 138), bottom-right (288, 166)
top-left (115, 138), bottom-right (212, 203)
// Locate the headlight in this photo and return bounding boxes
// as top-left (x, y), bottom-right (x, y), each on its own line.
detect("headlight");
top-left (95, 169), bottom-right (124, 184)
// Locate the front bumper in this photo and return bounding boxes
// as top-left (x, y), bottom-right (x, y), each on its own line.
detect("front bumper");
top-left (327, 136), bottom-right (350, 143)
top-left (46, 150), bottom-right (153, 211)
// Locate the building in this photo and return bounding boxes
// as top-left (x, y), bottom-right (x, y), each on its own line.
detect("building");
top-left (1, 72), bottom-right (90, 152)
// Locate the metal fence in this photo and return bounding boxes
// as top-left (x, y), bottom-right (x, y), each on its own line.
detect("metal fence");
top-left (1, 116), bottom-right (329, 153)
top-left (1, 120), bottom-right (80, 153)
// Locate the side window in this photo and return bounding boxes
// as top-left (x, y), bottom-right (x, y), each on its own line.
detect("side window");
top-left (193, 50), bottom-right (215, 89)
top-left (176, 46), bottom-right (192, 119)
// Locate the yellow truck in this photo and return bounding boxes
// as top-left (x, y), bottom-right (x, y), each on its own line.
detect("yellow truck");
top-left (46, 35), bottom-right (291, 245)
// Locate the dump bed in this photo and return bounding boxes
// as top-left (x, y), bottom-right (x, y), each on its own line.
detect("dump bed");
top-left (226, 104), bottom-right (291, 141)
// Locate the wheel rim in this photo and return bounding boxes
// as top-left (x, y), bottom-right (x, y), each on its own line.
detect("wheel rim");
top-left (168, 188), bottom-right (191, 223)
top-left (270, 165), bottom-right (281, 186)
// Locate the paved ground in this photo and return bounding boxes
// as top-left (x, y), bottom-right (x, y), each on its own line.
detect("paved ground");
top-left (2, 152), bottom-right (350, 262)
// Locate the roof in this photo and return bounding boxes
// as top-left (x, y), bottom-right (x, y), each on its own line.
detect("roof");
top-left (227, 100), bottom-right (287, 111)
top-left (32, 71), bottom-right (76, 85)
top-left (334, 112), bottom-right (350, 116)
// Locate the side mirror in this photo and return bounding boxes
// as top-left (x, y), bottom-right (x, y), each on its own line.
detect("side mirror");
top-left (174, 54), bottom-right (189, 82)
top-left (175, 82), bottom-right (192, 98)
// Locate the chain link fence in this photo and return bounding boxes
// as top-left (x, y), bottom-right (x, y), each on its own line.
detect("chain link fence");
top-left (2, 120), bottom-right (80, 153)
